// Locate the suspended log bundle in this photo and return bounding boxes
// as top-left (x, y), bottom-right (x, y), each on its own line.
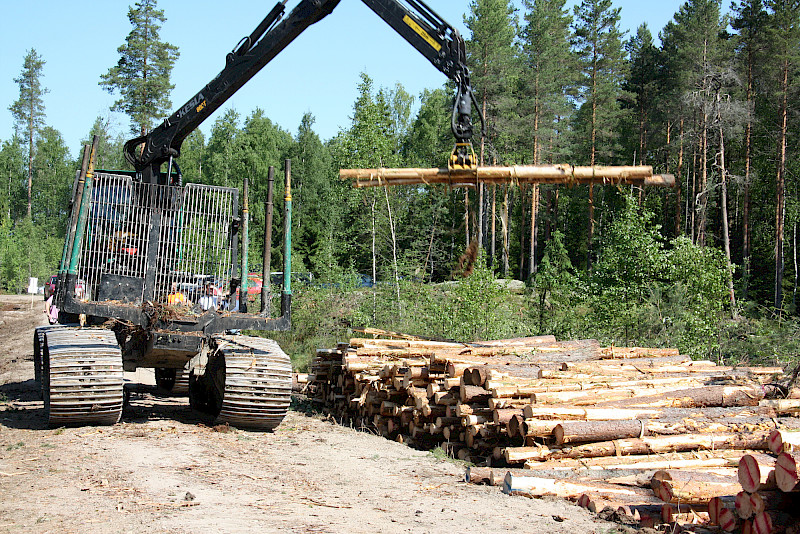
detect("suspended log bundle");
top-left (307, 332), bottom-right (799, 532)
top-left (340, 164), bottom-right (675, 188)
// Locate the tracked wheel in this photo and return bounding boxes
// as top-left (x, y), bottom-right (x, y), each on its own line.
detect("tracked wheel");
top-left (43, 328), bottom-right (124, 426)
top-left (191, 335), bottom-right (291, 430)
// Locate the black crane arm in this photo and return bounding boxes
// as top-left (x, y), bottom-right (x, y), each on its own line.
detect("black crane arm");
top-left (125, 0), bottom-right (483, 184)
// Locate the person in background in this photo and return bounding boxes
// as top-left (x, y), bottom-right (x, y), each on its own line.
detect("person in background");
top-left (198, 283), bottom-right (218, 311)
top-left (223, 279), bottom-right (241, 313)
top-left (167, 283), bottom-right (188, 306)
top-left (44, 294), bottom-right (59, 325)
top-left (222, 281), bottom-right (241, 335)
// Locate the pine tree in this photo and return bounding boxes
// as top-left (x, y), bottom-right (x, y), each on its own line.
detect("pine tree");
top-left (571, 0), bottom-right (628, 268)
top-left (765, 0), bottom-right (800, 310)
top-left (730, 0), bottom-right (769, 301)
top-left (623, 24), bottom-right (660, 167)
top-left (9, 49), bottom-right (48, 219)
top-left (100, 0), bottom-right (179, 136)
top-left (520, 0), bottom-right (575, 164)
top-left (465, 0), bottom-right (519, 260)
top-left (519, 0), bottom-right (576, 278)
top-left (660, 0), bottom-right (729, 247)
top-left (289, 114), bottom-right (337, 280)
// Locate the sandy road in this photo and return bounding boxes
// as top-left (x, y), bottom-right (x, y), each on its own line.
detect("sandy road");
top-left (0, 294), bottom-right (623, 534)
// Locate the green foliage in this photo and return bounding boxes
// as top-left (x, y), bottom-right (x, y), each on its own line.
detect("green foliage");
top-left (0, 216), bottom-right (62, 293)
top-left (0, 136), bottom-right (26, 221)
top-left (270, 285), bottom-right (368, 372)
top-left (84, 116), bottom-right (128, 171)
top-left (31, 127), bottom-right (72, 233)
top-left (532, 230), bottom-right (583, 337)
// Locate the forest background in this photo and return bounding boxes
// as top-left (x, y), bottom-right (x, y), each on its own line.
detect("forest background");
top-left (2, 0), bottom-right (799, 371)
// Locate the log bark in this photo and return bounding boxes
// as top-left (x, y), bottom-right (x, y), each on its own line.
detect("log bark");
top-left (597, 346), bottom-right (680, 359)
top-left (485, 375), bottom-right (706, 394)
top-left (531, 384), bottom-right (699, 406)
top-left (555, 418), bottom-right (777, 445)
top-left (349, 335), bottom-right (557, 349)
top-left (522, 419), bottom-right (563, 439)
top-left (492, 408), bottom-right (523, 425)
top-left (460, 385), bottom-right (492, 403)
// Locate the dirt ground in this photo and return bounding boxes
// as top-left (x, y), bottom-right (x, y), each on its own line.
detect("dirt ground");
top-left (0, 294), bottom-right (625, 534)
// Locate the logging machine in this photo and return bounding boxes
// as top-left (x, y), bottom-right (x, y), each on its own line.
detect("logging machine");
top-left (37, 0), bottom-right (482, 431)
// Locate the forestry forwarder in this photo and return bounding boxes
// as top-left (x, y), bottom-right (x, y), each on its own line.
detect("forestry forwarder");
top-left (36, 0), bottom-right (483, 430)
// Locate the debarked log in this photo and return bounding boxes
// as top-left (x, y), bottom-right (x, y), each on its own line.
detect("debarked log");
top-left (501, 472), bottom-right (657, 500)
top-left (521, 405), bottom-right (774, 421)
top-left (504, 432), bottom-right (770, 463)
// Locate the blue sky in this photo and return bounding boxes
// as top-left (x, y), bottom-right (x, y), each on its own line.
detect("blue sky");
top-left (0, 1), bottom-right (695, 157)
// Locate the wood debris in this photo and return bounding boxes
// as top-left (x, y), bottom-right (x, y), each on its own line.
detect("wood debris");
top-left (307, 335), bottom-right (800, 532)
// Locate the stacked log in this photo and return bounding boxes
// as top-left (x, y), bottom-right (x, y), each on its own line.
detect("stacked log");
top-left (728, 431), bottom-right (800, 533)
top-left (307, 334), bottom-right (799, 532)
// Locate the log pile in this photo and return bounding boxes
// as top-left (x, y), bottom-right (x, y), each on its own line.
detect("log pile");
top-left (306, 333), bottom-right (800, 532)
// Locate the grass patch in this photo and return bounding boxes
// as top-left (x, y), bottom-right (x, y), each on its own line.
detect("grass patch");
top-left (429, 446), bottom-right (473, 468)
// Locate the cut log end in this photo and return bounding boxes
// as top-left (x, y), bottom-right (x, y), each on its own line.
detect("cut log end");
top-left (739, 454), bottom-right (762, 493)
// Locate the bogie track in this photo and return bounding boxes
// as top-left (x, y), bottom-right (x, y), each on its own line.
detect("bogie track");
top-left (42, 328), bottom-right (124, 427)
top-left (190, 335), bottom-right (292, 430)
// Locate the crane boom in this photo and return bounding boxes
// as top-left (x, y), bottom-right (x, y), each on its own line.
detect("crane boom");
top-left (124, 0), bottom-right (484, 184)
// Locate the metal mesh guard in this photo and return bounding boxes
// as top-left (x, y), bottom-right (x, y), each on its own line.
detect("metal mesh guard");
top-left (78, 172), bottom-right (238, 305)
